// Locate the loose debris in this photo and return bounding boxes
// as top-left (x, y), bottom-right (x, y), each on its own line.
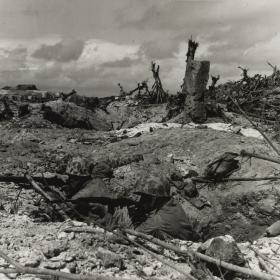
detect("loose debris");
top-left (2, 37), bottom-right (280, 280)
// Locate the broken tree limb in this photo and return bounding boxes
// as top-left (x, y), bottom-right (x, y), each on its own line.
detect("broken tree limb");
top-left (25, 174), bottom-right (54, 202)
top-left (64, 227), bottom-right (196, 280)
top-left (67, 226), bottom-right (280, 280)
top-left (186, 37), bottom-right (199, 63)
top-left (123, 229), bottom-right (280, 280)
top-left (150, 62), bottom-right (168, 103)
top-left (25, 173), bottom-right (70, 220)
top-left (240, 150), bottom-right (280, 165)
top-left (125, 234), bottom-right (197, 280)
top-left (0, 249), bottom-right (118, 280)
top-left (54, 190), bottom-right (90, 224)
top-left (238, 66), bottom-right (249, 81)
top-left (229, 96), bottom-right (280, 156)
top-left (192, 176), bottom-right (280, 183)
top-left (0, 174), bottom-right (68, 186)
top-left (258, 257), bottom-right (277, 276)
top-left (250, 246), bottom-right (280, 275)
top-left (267, 61), bottom-right (278, 76)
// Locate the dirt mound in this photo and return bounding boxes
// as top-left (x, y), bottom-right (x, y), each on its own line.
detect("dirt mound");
top-left (42, 100), bottom-right (113, 130)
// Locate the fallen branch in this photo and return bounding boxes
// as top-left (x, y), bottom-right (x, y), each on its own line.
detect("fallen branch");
top-left (240, 150), bottom-right (280, 165)
top-left (229, 96), bottom-right (280, 156)
top-left (193, 176), bottom-right (280, 183)
top-left (25, 174), bottom-right (55, 202)
top-left (65, 227), bottom-right (197, 280)
top-left (250, 246), bottom-right (280, 275)
top-left (25, 173), bottom-right (70, 220)
top-left (123, 229), bottom-right (280, 280)
top-left (259, 257), bottom-right (277, 276)
top-left (0, 174), bottom-right (68, 186)
top-left (66, 226), bottom-right (280, 280)
top-left (123, 233), bottom-right (196, 280)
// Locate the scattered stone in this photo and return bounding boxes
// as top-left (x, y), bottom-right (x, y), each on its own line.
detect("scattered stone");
top-left (143, 266), bottom-right (156, 277)
top-left (265, 220), bottom-right (280, 237)
top-left (257, 198), bottom-right (275, 214)
top-left (96, 247), bottom-right (125, 269)
top-left (231, 126), bottom-right (241, 134)
top-left (21, 257), bottom-right (41, 268)
top-left (42, 261), bottom-right (66, 269)
top-left (41, 240), bottom-right (68, 258)
top-left (67, 262), bottom-right (77, 273)
top-left (17, 251), bottom-right (41, 268)
top-left (68, 232), bottom-right (75, 240)
top-left (71, 221), bottom-right (88, 227)
top-left (57, 231), bottom-right (67, 240)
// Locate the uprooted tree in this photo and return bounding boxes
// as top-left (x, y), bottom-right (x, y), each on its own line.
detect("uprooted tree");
top-left (118, 83), bottom-right (127, 97)
top-left (129, 81), bottom-right (150, 97)
top-left (209, 75), bottom-right (220, 99)
top-left (182, 37), bottom-right (210, 123)
top-left (150, 61), bottom-right (168, 104)
top-left (117, 61), bottom-right (168, 104)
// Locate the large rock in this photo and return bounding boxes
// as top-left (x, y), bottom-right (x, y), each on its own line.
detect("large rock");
top-left (265, 220), bottom-right (280, 237)
top-left (41, 240), bottom-right (68, 259)
top-left (200, 235), bottom-right (245, 279)
top-left (42, 100), bottom-right (112, 130)
top-left (204, 235), bottom-right (245, 265)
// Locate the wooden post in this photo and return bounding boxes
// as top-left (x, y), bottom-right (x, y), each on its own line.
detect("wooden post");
top-left (183, 38), bottom-right (210, 123)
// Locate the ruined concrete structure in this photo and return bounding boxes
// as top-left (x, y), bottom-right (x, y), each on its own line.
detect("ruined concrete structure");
top-left (182, 39), bottom-right (210, 123)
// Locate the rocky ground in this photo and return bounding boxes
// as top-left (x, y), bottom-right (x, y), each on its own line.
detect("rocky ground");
top-left (0, 116), bottom-right (280, 279)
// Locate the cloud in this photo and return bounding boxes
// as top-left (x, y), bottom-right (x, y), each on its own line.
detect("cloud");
top-left (32, 40), bottom-right (84, 62)
top-left (140, 38), bottom-right (181, 60)
top-left (77, 39), bottom-right (139, 68)
top-left (0, 37), bottom-right (145, 96)
top-left (0, 47), bottom-right (28, 70)
top-left (102, 56), bottom-right (141, 68)
top-left (1, 1), bottom-right (280, 95)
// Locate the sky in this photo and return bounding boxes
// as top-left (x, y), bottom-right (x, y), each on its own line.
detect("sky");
top-left (0, 0), bottom-right (280, 97)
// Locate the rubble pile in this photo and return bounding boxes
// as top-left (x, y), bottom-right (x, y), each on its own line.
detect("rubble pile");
top-left (0, 84), bottom-right (171, 130)
top-left (2, 39), bottom-right (280, 280)
top-left (216, 64), bottom-right (280, 123)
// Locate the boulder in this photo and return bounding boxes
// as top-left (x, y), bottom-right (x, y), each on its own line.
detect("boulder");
top-left (265, 220), bottom-right (280, 237)
top-left (204, 235), bottom-right (245, 265)
top-left (200, 235), bottom-right (245, 279)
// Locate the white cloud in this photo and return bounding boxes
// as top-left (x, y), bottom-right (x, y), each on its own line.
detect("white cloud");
top-left (1, 1), bottom-right (280, 95)
top-left (244, 33), bottom-right (280, 65)
top-left (77, 39), bottom-right (140, 68)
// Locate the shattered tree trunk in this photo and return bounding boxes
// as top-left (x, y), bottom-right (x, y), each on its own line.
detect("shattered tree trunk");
top-left (183, 39), bottom-right (210, 123)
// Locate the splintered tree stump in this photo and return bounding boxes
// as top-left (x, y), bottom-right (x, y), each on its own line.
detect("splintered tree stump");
top-left (183, 60), bottom-right (210, 123)
top-left (187, 38), bottom-right (199, 63)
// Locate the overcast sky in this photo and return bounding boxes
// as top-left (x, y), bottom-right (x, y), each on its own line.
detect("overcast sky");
top-left (0, 0), bottom-right (279, 96)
